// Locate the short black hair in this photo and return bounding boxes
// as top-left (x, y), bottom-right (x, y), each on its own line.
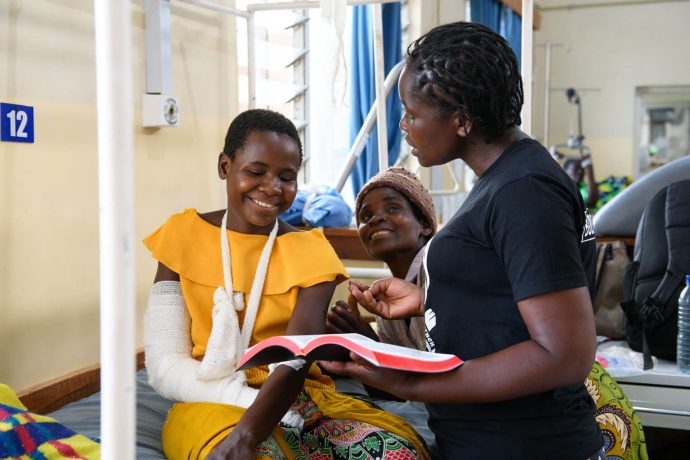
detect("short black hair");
top-left (405, 21), bottom-right (523, 143)
top-left (222, 109), bottom-right (303, 160)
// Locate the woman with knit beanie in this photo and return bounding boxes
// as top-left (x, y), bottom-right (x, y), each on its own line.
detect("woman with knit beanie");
top-left (326, 166), bottom-right (438, 457)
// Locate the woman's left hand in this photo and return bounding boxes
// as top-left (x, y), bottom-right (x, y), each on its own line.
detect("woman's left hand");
top-left (326, 296), bottom-right (379, 341)
top-left (319, 352), bottom-right (415, 400)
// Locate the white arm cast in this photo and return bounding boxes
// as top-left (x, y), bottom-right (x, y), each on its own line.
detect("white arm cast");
top-left (143, 281), bottom-right (260, 407)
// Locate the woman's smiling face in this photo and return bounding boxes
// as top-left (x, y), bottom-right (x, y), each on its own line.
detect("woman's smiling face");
top-left (398, 66), bottom-right (464, 167)
top-left (219, 130), bottom-right (301, 234)
top-left (357, 186), bottom-right (431, 261)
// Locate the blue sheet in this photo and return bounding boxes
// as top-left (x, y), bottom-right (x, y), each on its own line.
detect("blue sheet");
top-left (279, 186), bottom-right (352, 227)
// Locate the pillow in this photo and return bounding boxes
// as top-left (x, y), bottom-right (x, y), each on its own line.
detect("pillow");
top-left (0, 383), bottom-right (101, 459)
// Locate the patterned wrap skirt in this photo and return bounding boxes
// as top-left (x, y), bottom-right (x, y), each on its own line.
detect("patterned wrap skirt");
top-left (161, 368), bottom-right (428, 460)
top-left (585, 362), bottom-right (648, 460)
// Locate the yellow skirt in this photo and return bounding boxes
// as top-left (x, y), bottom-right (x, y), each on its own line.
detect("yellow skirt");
top-left (162, 366), bottom-right (429, 460)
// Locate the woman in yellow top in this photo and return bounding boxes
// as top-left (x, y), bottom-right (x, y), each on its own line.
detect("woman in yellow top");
top-left (142, 109), bottom-right (428, 460)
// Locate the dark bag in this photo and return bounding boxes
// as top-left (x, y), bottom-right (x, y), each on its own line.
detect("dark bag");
top-left (621, 179), bottom-right (690, 369)
top-left (593, 241), bottom-right (629, 339)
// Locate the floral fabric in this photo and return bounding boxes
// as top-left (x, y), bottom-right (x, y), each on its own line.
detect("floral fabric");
top-left (585, 362), bottom-right (648, 460)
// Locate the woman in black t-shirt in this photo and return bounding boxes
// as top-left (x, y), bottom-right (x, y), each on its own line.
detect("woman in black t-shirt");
top-left (321, 22), bottom-right (607, 460)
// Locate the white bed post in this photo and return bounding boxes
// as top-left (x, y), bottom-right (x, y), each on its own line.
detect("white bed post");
top-left (372, 2), bottom-right (388, 172)
top-left (521, 0), bottom-right (533, 137)
top-left (94, 0), bottom-right (136, 458)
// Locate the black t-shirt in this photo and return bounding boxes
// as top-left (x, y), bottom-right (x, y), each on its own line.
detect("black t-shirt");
top-left (423, 139), bottom-right (602, 459)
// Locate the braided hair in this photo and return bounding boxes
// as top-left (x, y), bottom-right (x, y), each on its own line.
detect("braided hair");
top-left (406, 21), bottom-right (523, 142)
top-left (222, 109), bottom-right (303, 161)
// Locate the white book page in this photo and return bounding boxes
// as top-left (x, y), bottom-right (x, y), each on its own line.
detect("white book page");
top-left (279, 334), bottom-right (326, 350)
top-left (329, 333), bottom-right (455, 362)
top-left (362, 338), bottom-right (455, 362)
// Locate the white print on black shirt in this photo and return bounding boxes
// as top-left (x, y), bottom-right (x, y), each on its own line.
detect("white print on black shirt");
top-left (581, 209), bottom-right (595, 243)
top-left (422, 237), bottom-right (435, 352)
top-left (424, 309), bottom-right (436, 352)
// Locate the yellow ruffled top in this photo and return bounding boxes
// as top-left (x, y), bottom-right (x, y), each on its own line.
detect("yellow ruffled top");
top-left (143, 208), bottom-right (348, 359)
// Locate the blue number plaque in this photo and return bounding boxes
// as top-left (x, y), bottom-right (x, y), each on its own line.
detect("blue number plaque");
top-left (1, 103), bottom-right (35, 143)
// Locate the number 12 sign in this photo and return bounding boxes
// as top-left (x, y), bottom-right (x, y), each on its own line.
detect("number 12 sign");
top-left (1, 103), bottom-right (34, 143)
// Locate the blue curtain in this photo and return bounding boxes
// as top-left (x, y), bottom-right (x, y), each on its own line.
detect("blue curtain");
top-left (470, 0), bottom-right (501, 28)
top-left (499, 6), bottom-right (522, 67)
top-left (470, 0), bottom-right (522, 68)
top-left (349, 3), bottom-right (402, 198)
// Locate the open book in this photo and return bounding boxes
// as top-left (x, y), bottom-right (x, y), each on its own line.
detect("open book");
top-left (237, 333), bottom-right (463, 373)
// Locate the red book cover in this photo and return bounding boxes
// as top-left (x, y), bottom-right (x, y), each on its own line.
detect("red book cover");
top-left (237, 333), bottom-right (463, 373)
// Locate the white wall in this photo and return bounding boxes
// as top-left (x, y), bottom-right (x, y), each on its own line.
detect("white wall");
top-left (0, 0), bottom-right (238, 391)
top-left (532, 0), bottom-right (690, 178)
top-left (410, 0), bottom-right (467, 39)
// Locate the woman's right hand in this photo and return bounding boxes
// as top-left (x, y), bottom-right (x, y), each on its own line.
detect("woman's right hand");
top-left (205, 429), bottom-right (256, 460)
top-left (319, 352), bottom-right (418, 401)
top-left (348, 278), bottom-right (424, 319)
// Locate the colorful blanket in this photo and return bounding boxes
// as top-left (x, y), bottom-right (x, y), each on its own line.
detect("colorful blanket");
top-left (0, 384), bottom-right (100, 460)
top-left (581, 175), bottom-right (633, 213)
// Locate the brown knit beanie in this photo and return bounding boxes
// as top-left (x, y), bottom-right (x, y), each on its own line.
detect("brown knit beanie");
top-left (355, 167), bottom-right (437, 233)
